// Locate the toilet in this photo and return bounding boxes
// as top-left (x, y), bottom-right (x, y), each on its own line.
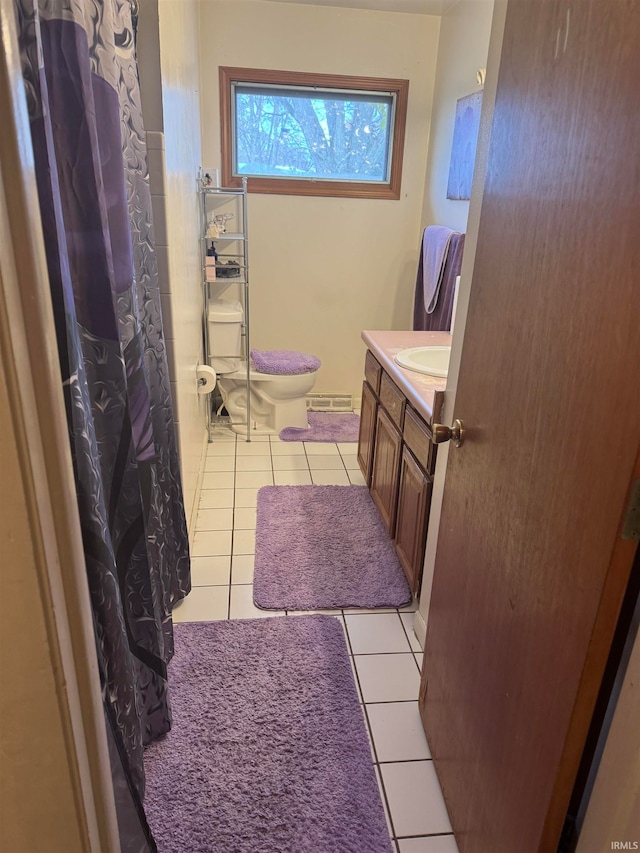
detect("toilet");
top-left (208, 300), bottom-right (320, 435)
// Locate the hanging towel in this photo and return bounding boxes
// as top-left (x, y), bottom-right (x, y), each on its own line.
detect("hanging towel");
top-left (413, 232), bottom-right (465, 331)
top-left (421, 226), bottom-right (456, 314)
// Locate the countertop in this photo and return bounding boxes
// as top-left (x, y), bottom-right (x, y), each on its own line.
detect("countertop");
top-left (361, 330), bottom-right (451, 425)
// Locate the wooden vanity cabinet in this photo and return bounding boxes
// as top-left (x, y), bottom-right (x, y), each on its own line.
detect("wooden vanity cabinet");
top-left (357, 381), bottom-right (378, 486)
top-left (370, 407), bottom-right (403, 535)
top-left (395, 447), bottom-right (433, 595)
top-left (358, 349), bottom-right (438, 596)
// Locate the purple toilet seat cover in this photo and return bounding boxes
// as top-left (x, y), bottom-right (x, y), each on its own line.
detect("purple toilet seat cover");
top-left (250, 349), bottom-right (321, 376)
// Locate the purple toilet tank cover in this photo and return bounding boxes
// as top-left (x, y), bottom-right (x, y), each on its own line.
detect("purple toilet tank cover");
top-left (250, 349), bottom-right (321, 375)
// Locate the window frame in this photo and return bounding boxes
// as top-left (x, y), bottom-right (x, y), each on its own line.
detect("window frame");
top-left (219, 67), bottom-right (410, 200)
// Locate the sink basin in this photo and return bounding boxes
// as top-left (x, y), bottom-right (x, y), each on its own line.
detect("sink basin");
top-left (394, 346), bottom-right (451, 378)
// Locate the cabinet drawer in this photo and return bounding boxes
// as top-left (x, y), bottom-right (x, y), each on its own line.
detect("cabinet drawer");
top-left (379, 372), bottom-right (406, 431)
top-left (403, 406), bottom-right (433, 474)
top-left (364, 351), bottom-right (382, 396)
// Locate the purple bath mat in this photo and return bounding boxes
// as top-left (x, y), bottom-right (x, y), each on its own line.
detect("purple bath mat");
top-left (280, 411), bottom-right (360, 442)
top-left (144, 617), bottom-right (392, 853)
top-left (254, 486), bottom-right (412, 610)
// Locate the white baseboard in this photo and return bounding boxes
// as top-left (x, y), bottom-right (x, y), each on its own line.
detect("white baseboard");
top-left (413, 608), bottom-right (427, 650)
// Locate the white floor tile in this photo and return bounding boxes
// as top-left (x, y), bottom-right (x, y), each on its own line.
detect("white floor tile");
top-left (208, 430), bottom-right (236, 443)
top-left (398, 836), bottom-right (458, 853)
top-left (206, 442), bottom-right (236, 456)
top-left (286, 609), bottom-right (342, 616)
top-left (235, 487), bottom-right (260, 508)
top-left (199, 489), bottom-right (234, 509)
top-left (307, 455), bottom-right (347, 471)
top-left (364, 713), bottom-right (377, 762)
top-left (340, 454), bottom-right (360, 470)
top-left (346, 613), bottom-right (411, 654)
top-left (348, 655), bottom-right (363, 704)
top-left (241, 433), bottom-right (271, 441)
top-left (271, 455), bottom-right (310, 471)
top-left (304, 442), bottom-right (340, 455)
top-left (231, 554), bottom-right (255, 584)
top-left (366, 702), bottom-right (431, 762)
top-left (232, 529), bottom-right (256, 555)
top-left (196, 508), bottom-right (233, 531)
top-left (235, 442), bottom-right (272, 456)
top-left (400, 613), bottom-right (423, 652)
top-left (191, 530), bottom-right (232, 557)
top-left (202, 471), bottom-right (235, 490)
top-left (355, 654), bottom-right (421, 702)
top-left (399, 597), bottom-right (419, 613)
top-left (190, 555), bottom-right (231, 587)
top-left (204, 456), bottom-right (235, 472)
top-left (343, 607), bottom-right (397, 615)
top-left (235, 456), bottom-right (272, 472)
top-left (270, 441), bottom-right (306, 456)
top-left (172, 586), bottom-right (228, 622)
top-left (234, 507), bottom-right (257, 529)
top-left (274, 470), bottom-right (312, 485)
top-left (374, 766), bottom-right (394, 839)
top-left (235, 470), bottom-right (274, 489)
top-left (380, 761), bottom-right (453, 838)
top-left (348, 470), bottom-right (367, 486)
top-left (229, 584), bottom-right (284, 619)
top-left (337, 442), bottom-right (359, 454)
top-left (311, 469), bottom-right (351, 485)
top-left (414, 652), bottom-right (423, 671)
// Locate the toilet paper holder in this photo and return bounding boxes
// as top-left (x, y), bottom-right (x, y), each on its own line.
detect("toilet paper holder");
top-left (196, 364), bottom-right (217, 394)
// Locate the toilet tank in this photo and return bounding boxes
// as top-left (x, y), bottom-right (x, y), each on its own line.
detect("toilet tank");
top-left (207, 300), bottom-right (243, 374)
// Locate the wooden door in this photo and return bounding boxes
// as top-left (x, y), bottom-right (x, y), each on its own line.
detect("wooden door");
top-left (357, 381), bottom-right (378, 485)
top-left (370, 407), bottom-right (402, 535)
top-left (420, 2), bottom-right (640, 852)
top-left (395, 447), bottom-right (432, 595)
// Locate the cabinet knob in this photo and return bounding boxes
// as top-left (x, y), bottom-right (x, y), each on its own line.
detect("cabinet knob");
top-left (432, 419), bottom-right (465, 448)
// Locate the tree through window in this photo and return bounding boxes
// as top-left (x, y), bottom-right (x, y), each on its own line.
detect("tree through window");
top-left (220, 68), bottom-right (409, 199)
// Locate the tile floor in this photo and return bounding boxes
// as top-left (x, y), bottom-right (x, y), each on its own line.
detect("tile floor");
top-left (172, 427), bottom-right (459, 853)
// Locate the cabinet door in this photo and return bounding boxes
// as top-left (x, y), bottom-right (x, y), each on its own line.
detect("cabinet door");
top-left (370, 407), bottom-right (402, 536)
top-left (357, 381), bottom-right (377, 485)
top-left (395, 447), bottom-right (432, 596)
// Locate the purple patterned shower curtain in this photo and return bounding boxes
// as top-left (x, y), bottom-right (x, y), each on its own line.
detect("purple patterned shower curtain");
top-left (15, 0), bottom-right (190, 848)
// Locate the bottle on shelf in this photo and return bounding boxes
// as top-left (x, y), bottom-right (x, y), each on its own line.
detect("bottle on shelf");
top-left (205, 245), bottom-right (218, 282)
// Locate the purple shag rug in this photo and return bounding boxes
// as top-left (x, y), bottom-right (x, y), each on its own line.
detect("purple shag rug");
top-left (280, 411), bottom-right (361, 442)
top-left (253, 486), bottom-right (412, 610)
top-left (144, 617), bottom-right (392, 853)
top-left (250, 348), bottom-right (321, 375)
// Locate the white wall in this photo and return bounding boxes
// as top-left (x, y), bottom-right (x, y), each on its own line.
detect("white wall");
top-left (199, 0), bottom-right (441, 399)
top-left (577, 625), bottom-right (640, 852)
top-left (420, 0), bottom-right (494, 232)
top-left (414, 0), bottom-right (501, 647)
top-left (141, 0), bottom-right (208, 533)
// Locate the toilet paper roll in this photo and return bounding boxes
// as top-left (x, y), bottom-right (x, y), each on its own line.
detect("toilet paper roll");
top-left (196, 364), bottom-right (217, 394)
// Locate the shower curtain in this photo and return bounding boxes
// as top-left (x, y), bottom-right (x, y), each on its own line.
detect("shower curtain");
top-left (15, 0), bottom-right (190, 848)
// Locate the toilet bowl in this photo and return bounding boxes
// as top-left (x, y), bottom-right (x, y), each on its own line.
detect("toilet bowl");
top-left (215, 363), bottom-right (318, 435)
top-left (208, 299), bottom-right (320, 434)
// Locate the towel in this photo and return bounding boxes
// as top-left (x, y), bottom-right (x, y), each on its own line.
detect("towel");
top-left (250, 349), bottom-right (321, 376)
top-left (413, 232), bottom-right (465, 332)
top-left (421, 226), bottom-right (457, 314)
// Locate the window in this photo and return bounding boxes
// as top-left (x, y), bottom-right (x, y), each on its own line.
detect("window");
top-left (220, 68), bottom-right (409, 199)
